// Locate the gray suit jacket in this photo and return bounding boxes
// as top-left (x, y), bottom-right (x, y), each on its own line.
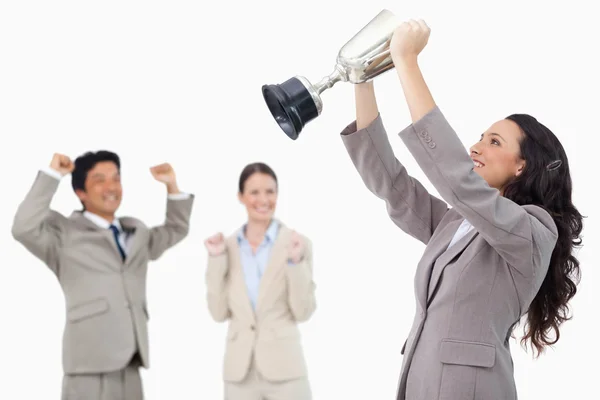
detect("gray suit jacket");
top-left (206, 222), bottom-right (316, 382)
top-left (341, 106), bottom-right (558, 400)
top-left (11, 172), bottom-right (194, 374)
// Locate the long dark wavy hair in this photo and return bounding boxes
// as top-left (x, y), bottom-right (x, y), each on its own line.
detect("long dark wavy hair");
top-left (503, 114), bottom-right (584, 356)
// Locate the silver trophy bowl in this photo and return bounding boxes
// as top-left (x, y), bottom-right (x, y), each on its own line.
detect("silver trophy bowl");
top-left (262, 9), bottom-right (401, 140)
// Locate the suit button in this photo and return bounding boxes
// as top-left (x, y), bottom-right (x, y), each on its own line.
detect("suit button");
top-left (418, 131), bottom-right (427, 137)
top-left (428, 142), bottom-right (436, 149)
top-left (250, 325), bottom-right (255, 331)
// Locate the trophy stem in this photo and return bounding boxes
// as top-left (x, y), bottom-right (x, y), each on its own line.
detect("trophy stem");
top-left (313, 66), bottom-right (346, 95)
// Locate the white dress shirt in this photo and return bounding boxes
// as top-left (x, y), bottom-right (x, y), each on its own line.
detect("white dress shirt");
top-left (447, 219), bottom-right (475, 250)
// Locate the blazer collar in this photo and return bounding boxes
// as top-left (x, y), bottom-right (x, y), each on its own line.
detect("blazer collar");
top-left (68, 211), bottom-right (142, 267)
top-left (255, 222), bottom-right (291, 313)
top-left (69, 211), bottom-right (138, 234)
top-left (226, 219), bottom-right (291, 318)
top-left (413, 213), bottom-right (479, 312)
top-left (236, 219), bottom-right (280, 245)
top-left (425, 217), bottom-right (478, 304)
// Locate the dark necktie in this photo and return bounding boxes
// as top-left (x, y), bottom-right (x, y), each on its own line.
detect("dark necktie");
top-left (109, 224), bottom-right (126, 260)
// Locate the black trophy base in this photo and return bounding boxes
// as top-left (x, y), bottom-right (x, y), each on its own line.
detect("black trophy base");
top-left (262, 77), bottom-right (319, 140)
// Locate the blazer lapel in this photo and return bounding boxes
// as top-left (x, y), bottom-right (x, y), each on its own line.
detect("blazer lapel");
top-left (70, 211), bottom-right (101, 231)
top-left (411, 215), bottom-right (458, 312)
top-left (118, 217), bottom-right (141, 265)
top-left (426, 221), bottom-right (478, 302)
top-left (255, 223), bottom-right (291, 314)
top-left (69, 211), bottom-right (123, 271)
top-left (226, 235), bottom-right (257, 322)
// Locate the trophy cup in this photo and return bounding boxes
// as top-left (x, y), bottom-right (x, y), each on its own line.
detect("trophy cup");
top-left (262, 9), bottom-right (401, 140)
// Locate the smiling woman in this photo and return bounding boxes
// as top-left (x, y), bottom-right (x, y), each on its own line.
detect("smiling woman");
top-left (470, 120), bottom-right (526, 193)
top-left (237, 163), bottom-right (278, 224)
top-left (203, 162), bottom-right (317, 400)
top-left (339, 18), bottom-right (584, 400)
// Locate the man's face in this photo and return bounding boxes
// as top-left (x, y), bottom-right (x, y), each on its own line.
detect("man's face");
top-left (76, 161), bottom-right (122, 218)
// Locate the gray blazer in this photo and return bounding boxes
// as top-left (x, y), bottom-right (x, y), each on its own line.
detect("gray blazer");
top-left (341, 106), bottom-right (558, 400)
top-left (11, 172), bottom-right (194, 375)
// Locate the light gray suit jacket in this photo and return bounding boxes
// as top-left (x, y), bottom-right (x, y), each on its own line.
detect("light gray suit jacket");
top-left (206, 222), bottom-right (316, 382)
top-left (11, 172), bottom-right (194, 374)
top-left (341, 106), bottom-right (558, 400)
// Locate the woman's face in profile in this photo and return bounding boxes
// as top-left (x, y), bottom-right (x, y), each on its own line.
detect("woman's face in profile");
top-left (238, 172), bottom-right (278, 222)
top-left (469, 118), bottom-right (525, 192)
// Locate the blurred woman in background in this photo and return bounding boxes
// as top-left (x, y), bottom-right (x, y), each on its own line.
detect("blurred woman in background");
top-left (204, 162), bottom-right (316, 400)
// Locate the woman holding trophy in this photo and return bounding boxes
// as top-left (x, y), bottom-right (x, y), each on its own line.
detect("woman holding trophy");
top-left (204, 162), bottom-right (316, 400)
top-left (340, 19), bottom-right (583, 400)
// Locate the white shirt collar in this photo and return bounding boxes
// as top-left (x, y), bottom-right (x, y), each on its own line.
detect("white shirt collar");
top-left (83, 211), bottom-right (122, 231)
top-left (236, 219), bottom-right (279, 244)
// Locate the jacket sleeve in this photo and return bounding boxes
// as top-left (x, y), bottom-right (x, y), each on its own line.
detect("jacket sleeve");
top-left (286, 236), bottom-right (316, 322)
top-left (11, 171), bottom-right (67, 275)
top-left (398, 106), bottom-right (558, 278)
top-left (341, 114), bottom-right (449, 244)
top-left (205, 252), bottom-right (231, 322)
top-left (147, 195), bottom-right (194, 260)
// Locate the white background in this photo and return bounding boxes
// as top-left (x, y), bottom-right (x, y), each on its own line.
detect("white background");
top-left (1, 0), bottom-right (598, 399)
